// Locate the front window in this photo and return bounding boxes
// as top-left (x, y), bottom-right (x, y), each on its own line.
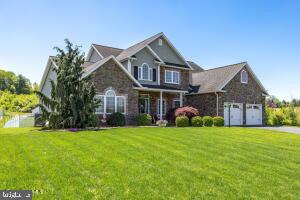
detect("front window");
top-left (138, 63), bottom-right (152, 81)
top-left (241, 70), bottom-right (248, 84)
top-left (95, 89), bottom-right (126, 114)
top-left (106, 90), bottom-right (115, 114)
top-left (157, 99), bottom-right (167, 115)
top-left (139, 94), bottom-right (150, 114)
top-left (173, 99), bottom-right (181, 108)
top-left (165, 70), bottom-right (180, 84)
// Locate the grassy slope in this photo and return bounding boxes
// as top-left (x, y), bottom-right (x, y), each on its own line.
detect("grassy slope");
top-left (0, 127), bottom-right (299, 199)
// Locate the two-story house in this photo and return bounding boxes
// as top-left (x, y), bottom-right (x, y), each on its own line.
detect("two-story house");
top-left (39, 32), bottom-right (268, 125)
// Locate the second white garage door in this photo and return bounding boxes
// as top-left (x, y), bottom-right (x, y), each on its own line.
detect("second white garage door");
top-left (246, 104), bottom-right (262, 125)
top-left (224, 103), bottom-right (243, 126)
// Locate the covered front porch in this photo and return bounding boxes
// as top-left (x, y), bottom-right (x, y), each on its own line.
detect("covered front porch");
top-left (134, 87), bottom-right (186, 121)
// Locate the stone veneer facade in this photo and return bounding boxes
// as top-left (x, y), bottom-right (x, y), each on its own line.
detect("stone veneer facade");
top-left (186, 67), bottom-right (266, 125)
top-left (90, 59), bottom-right (139, 124)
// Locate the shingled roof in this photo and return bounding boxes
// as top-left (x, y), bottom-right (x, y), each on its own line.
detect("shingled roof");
top-left (187, 61), bottom-right (204, 72)
top-left (116, 32), bottom-right (163, 61)
top-left (92, 44), bottom-right (123, 58)
top-left (191, 62), bottom-right (248, 94)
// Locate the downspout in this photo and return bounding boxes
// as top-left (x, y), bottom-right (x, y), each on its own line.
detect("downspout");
top-left (215, 92), bottom-right (219, 116)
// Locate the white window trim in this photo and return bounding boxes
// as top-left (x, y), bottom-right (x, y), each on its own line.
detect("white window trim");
top-left (241, 70), bottom-right (248, 84)
top-left (165, 70), bottom-right (180, 84)
top-left (138, 63), bottom-right (153, 81)
top-left (95, 94), bottom-right (126, 115)
top-left (173, 99), bottom-right (181, 108)
top-left (157, 99), bottom-right (167, 115)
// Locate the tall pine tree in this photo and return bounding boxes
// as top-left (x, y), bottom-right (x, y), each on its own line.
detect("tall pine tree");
top-left (37, 39), bottom-right (99, 129)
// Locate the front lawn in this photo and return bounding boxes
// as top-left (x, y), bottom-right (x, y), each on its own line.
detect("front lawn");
top-left (0, 127), bottom-right (299, 199)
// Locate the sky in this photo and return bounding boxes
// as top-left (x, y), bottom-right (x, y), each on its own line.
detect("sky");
top-left (0, 0), bottom-right (299, 100)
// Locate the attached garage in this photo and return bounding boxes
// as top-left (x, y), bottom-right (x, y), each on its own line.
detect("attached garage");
top-left (224, 103), bottom-right (243, 126)
top-left (246, 104), bottom-right (262, 125)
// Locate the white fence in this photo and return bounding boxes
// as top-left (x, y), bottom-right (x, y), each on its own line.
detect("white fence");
top-left (4, 114), bottom-right (34, 128)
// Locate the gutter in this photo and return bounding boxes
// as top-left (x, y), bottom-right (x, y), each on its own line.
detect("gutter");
top-left (215, 92), bottom-right (219, 116)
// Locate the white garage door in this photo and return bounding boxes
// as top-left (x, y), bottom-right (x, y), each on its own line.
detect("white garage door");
top-left (224, 103), bottom-right (243, 126)
top-left (246, 104), bottom-right (262, 125)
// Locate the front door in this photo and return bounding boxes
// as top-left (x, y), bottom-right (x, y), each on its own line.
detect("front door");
top-left (138, 94), bottom-right (150, 114)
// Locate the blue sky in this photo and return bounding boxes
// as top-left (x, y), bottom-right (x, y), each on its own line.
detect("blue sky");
top-left (0, 0), bottom-right (299, 100)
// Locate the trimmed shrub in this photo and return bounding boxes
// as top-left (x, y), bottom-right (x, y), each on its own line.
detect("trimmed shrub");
top-left (191, 116), bottom-right (203, 127)
top-left (213, 116), bottom-right (224, 127)
top-left (107, 112), bottom-right (126, 126)
top-left (136, 114), bottom-right (152, 126)
top-left (175, 116), bottom-right (189, 127)
top-left (203, 116), bottom-right (213, 127)
top-left (174, 106), bottom-right (199, 119)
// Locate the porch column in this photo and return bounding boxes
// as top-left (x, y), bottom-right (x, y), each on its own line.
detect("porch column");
top-left (160, 90), bottom-right (163, 120)
top-left (180, 92), bottom-right (183, 107)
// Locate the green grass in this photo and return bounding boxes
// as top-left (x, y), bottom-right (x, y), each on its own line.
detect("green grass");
top-left (0, 127), bottom-right (299, 199)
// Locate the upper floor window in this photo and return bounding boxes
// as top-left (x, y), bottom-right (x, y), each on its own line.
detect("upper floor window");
top-left (158, 39), bottom-right (163, 46)
top-left (241, 70), bottom-right (248, 84)
top-left (165, 70), bottom-right (180, 84)
top-left (95, 89), bottom-right (126, 114)
top-left (138, 63), bottom-right (153, 81)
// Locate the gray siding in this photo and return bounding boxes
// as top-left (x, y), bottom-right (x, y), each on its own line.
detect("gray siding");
top-left (41, 63), bottom-right (57, 98)
top-left (90, 49), bottom-right (102, 62)
top-left (149, 36), bottom-right (185, 65)
top-left (130, 48), bottom-right (158, 85)
top-left (121, 60), bottom-right (129, 71)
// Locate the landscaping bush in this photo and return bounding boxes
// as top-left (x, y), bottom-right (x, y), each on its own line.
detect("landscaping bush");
top-left (174, 106), bottom-right (199, 119)
top-left (266, 106), bottom-right (299, 126)
top-left (175, 116), bottom-right (189, 127)
top-left (107, 112), bottom-right (126, 126)
top-left (272, 112), bottom-right (285, 125)
top-left (191, 116), bottom-right (203, 127)
top-left (203, 116), bottom-right (213, 127)
top-left (88, 114), bottom-right (100, 127)
top-left (213, 116), bottom-right (224, 127)
top-left (136, 114), bottom-right (152, 126)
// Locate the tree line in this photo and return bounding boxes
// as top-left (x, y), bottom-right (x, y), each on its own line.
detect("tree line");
top-left (267, 96), bottom-right (300, 108)
top-left (0, 69), bottom-right (38, 94)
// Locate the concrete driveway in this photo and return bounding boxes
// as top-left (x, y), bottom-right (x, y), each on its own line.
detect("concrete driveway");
top-left (252, 126), bottom-right (300, 135)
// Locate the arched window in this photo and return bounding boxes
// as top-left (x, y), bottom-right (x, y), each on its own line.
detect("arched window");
top-left (241, 70), bottom-right (248, 84)
top-left (95, 89), bottom-right (126, 114)
top-left (105, 90), bottom-right (116, 97)
top-left (105, 90), bottom-right (116, 114)
top-left (142, 63), bottom-right (149, 80)
top-left (138, 63), bottom-right (153, 81)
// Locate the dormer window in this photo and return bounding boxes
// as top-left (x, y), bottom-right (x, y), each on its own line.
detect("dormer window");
top-left (241, 70), bottom-right (248, 84)
top-left (158, 39), bottom-right (163, 46)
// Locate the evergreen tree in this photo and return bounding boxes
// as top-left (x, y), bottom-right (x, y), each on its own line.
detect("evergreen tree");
top-left (37, 39), bottom-right (99, 129)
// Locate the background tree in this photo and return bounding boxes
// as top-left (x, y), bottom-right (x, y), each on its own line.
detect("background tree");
top-left (37, 39), bottom-right (99, 129)
top-left (0, 69), bottom-right (33, 94)
top-left (16, 74), bottom-right (31, 94)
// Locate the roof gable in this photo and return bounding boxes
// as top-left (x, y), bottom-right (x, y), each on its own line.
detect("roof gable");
top-left (115, 32), bottom-right (192, 69)
top-left (83, 56), bottom-right (142, 87)
top-left (191, 62), bottom-right (268, 94)
top-left (148, 36), bottom-right (186, 66)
